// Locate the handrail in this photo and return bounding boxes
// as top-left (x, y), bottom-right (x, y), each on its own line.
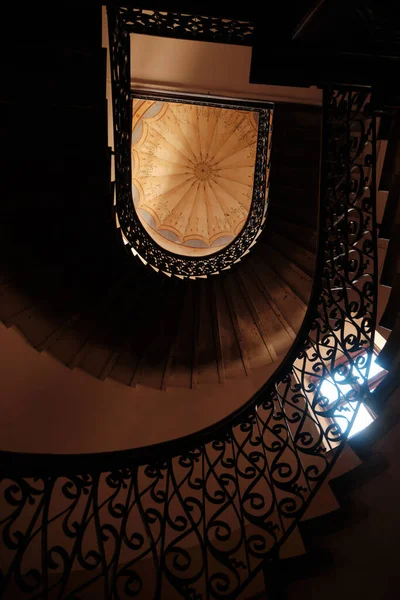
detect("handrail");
top-left (0, 8), bottom-right (379, 599)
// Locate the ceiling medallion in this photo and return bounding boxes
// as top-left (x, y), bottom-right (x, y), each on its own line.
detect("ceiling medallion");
top-left (194, 161), bottom-right (212, 182)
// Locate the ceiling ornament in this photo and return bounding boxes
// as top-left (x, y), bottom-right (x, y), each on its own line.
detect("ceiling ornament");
top-left (131, 99), bottom-right (258, 254)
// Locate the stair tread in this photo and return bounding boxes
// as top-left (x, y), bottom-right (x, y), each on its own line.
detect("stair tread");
top-left (376, 313), bottom-right (400, 371)
top-left (379, 173), bottom-right (400, 238)
top-left (215, 278), bottom-right (248, 380)
top-left (380, 275), bottom-right (400, 330)
top-left (236, 267), bottom-right (294, 356)
top-left (268, 230), bottom-right (316, 277)
top-left (194, 282), bottom-right (220, 386)
top-left (235, 270), bottom-right (278, 362)
top-left (328, 445), bottom-right (363, 480)
top-left (168, 286), bottom-right (196, 389)
top-left (247, 255), bottom-right (307, 330)
top-left (270, 216), bottom-right (318, 254)
top-left (301, 480), bottom-right (341, 522)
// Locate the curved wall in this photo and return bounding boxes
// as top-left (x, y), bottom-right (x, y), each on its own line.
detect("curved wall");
top-left (0, 324), bottom-right (278, 454)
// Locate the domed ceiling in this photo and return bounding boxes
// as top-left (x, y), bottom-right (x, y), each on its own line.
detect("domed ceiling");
top-left (131, 98), bottom-right (259, 255)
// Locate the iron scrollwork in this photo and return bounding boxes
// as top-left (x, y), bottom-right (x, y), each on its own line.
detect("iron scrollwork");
top-left (120, 7), bottom-right (255, 46)
top-left (0, 87), bottom-right (378, 598)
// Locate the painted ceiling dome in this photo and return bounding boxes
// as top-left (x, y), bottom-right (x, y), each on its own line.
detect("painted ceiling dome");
top-left (131, 98), bottom-right (259, 256)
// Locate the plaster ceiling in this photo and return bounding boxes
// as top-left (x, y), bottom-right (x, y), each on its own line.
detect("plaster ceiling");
top-left (131, 98), bottom-right (258, 253)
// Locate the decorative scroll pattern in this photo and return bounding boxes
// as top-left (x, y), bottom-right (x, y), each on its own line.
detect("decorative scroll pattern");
top-left (119, 7), bottom-right (254, 45)
top-left (109, 7), bottom-right (272, 279)
top-left (0, 88), bottom-right (378, 598)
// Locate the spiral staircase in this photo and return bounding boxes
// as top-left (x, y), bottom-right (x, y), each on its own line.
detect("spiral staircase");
top-left (0, 3), bottom-right (399, 600)
top-left (0, 99), bottom-right (317, 391)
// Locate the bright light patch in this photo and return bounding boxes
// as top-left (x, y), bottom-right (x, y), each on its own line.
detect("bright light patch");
top-left (319, 351), bottom-right (385, 439)
top-left (334, 402), bottom-right (374, 438)
top-left (368, 353), bottom-right (386, 380)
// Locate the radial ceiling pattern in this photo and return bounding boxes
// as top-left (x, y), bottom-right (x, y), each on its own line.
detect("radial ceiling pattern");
top-left (131, 99), bottom-right (258, 253)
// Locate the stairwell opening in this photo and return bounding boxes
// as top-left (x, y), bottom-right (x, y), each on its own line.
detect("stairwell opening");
top-left (130, 96), bottom-right (262, 257)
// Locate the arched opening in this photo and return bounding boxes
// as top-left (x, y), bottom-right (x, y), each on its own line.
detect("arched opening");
top-left (131, 96), bottom-right (262, 257)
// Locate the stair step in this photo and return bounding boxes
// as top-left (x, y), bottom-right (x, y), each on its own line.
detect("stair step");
top-left (79, 340), bottom-right (117, 381)
top-left (222, 277), bottom-right (254, 375)
top-left (279, 526), bottom-right (307, 560)
top-left (301, 480), bottom-right (340, 521)
top-left (328, 445), bottom-right (363, 480)
top-left (229, 272), bottom-right (279, 371)
top-left (376, 313), bottom-right (400, 371)
top-left (125, 281), bottom-right (180, 388)
top-left (262, 244), bottom-right (313, 306)
top-left (214, 278), bottom-right (247, 380)
top-left (168, 285), bottom-right (196, 389)
top-left (268, 231), bottom-right (315, 277)
top-left (244, 262), bottom-right (297, 340)
top-left (161, 288), bottom-right (192, 390)
top-left (193, 282), bottom-right (220, 386)
top-left (11, 305), bottom-right (76, 351)
top-left (134, 286), bottom-right (188, 389)
top-left (234, 270), bottom-right (278, 362)
top-left (110, 279), bottom-right (169, 386)
top-left (44, 280), bottom-right (127, 366)
top-left (96, 279), bottom-right (147, 383)
top-left (380, 275), bottom-right (400, 331)
top-left (271, 217), bottom-right (317, 254)
top-left (0, 283), bottom-right (35, 326)
top-left (236, 268), bottom-right (293, 356)
top-left (376, 136), bottom-right (389, 191)
top-left (247, 255), bottom-right (307, 332)
top-left (380, 173), bottom-right (400, 239)
top-left (236, 571), bottom-right (265, 600)
top-left (79, 287), bottom-right (139, 380)
top-left (380, 225), bottom-right (400, 287)
top-left (190, 287), bottom-right (201, 389)
top-left (379, 110), bottom-right (400, 191)
top-left (378, 112), bottom-right (394, 141)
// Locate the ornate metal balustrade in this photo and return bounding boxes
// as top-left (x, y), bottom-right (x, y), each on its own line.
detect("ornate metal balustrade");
top-left (109, 7), bottom-right (271, 279)
top-left (118, 7), bottom-right (254, 45)
top-left (0, 88), bottom-right (378, 599)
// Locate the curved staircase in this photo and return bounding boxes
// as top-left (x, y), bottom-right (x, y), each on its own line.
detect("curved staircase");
top-left (1, 4), bottom-right (398, 600)
top-left (0, 86), bottom-right (320, 391)
top-left (0, 227), bottom-right (315, 391)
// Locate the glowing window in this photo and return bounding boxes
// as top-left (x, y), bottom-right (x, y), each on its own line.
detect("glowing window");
top-left (319, 352), bottom-right (386, 439)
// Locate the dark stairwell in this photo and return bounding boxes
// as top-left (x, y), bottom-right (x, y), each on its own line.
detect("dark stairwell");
top-left (0, 3), bottom-right (399, 599)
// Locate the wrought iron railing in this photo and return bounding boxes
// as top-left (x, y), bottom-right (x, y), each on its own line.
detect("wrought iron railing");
top-left (109, 7), bottom-right (272, 279)
top-left (118, 6), bottom-right (254, 45)
top-left (0, 86), bottom-right (378, 599)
